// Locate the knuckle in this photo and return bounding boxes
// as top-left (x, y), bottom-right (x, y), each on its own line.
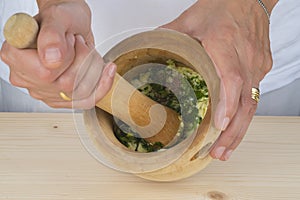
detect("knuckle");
top-left (235, 133), bottom-right (245, 143)
top-left (79, 98), bottom-right (96, 110)
top-left (180, 16), bottom-right (194, 35)
top-left (225, 135), bottom-right (236, 144)
top-left (230, 136), bottom-right (244, 151)
top-left (58, 76), bottom-right (75, 93)
top-left (28, 90), bottom-right (43, 100)
top-left (75, 83), bottom-right (93, 99)
top-left (9, 75), bottom-right (24, 88)
top-left (264, 53), bottom-right (273, 74)
top-left (40, 25), bottom-right (61, 42)
top-left (241, 95), bottom-right (256, 108)
top-left (225, 71), bottom-right (244, 86)
top-left (248, 104), bottom-right (257, 115)
top-left (219, 68), bottom-right (244, 87)
top-left (0, 45), bottom-right (14, 66)
top-left (240, 94), bottom-right (258, 114)
top-left (0, 50), bottom-right (9, 64)
top-left (36, 69), bottom-right (56, 84)
top-left (43, 99), bottom-right (65, 109)
top-left (221, 131), bottom-right (237, 144)
top-left (168, 10), bottom-right (195, 35)
top-left (45, 101), bottom-right (59, 108)
top-left (78, 84), bottom-right (91, 96)
top-left (232, 73), bottom-right (244, 86)
top-left (255, 54), bottom-right (273, 81)
top-left (9, 75), bottom-right (18, 87)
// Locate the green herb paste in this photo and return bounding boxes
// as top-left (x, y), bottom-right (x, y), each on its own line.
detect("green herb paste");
top-left (113, 60), bottom-right (209, 152)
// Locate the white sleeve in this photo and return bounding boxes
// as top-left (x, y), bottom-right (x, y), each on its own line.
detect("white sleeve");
top-left (258, 0), bottom-right (300, 94)
top-left (86, 0), bottom-right (196, 53)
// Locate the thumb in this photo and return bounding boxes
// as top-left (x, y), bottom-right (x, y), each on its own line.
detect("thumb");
top-left (37, 21), bottom-right (75, 69)
top-left (160, 20), bottom-right (184, 33)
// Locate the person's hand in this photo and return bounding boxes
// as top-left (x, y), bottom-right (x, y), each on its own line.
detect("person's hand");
top-left (0, 0), bottom-right (116, 109)
top-left (162, 0), bottom-right (278, 160)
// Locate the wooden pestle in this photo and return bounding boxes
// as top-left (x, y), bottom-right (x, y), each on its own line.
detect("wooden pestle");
top-left (3, 13), bottom-right (181, 145)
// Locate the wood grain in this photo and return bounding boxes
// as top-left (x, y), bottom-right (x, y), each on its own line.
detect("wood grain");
top-left (3, 13), bottom-right (38, 48)
top-left (0, 113), bottom-right (300, 199)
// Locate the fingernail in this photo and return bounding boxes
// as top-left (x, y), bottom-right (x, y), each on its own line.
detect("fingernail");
top-left (45, 48), bottom-right (61, 63)
top-left (108, 63), bottom-right (116, 78)
top-left (214, 146), bottom-right (226, 159)
top-left (224, 150), bottom-right (233, 161)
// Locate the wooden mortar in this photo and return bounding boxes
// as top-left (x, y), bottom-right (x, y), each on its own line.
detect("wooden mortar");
top-left (83, 29), bottom-right (222, 181)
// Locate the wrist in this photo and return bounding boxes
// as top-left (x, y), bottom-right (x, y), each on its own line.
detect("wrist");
top-left (36, 0), bottom-right (85, 10)
top-left (263, 0), bottom-right (279, 13)
top-left (252, 0), bottom-right (279, 24)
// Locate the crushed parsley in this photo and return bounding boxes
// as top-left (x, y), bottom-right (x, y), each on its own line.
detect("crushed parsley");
top-left (113, 60), bottom-right (209, 152)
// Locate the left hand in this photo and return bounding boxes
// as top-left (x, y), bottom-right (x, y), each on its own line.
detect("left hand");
top-left (161, 0), bottom-right (277, 161)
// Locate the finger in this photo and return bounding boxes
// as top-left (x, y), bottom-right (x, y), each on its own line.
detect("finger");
top-left (202, 40), bottom-right (243, 131)
top-left (22, 36), bottom-right (90, 102)
top-left (210, 85), bottom-right (258, 161)
top-left (214, 48), bottom-right (269, 161)
top-left (27, 89), bottom-right (46, 101)
top-left (1, 41), bottom-right (61, 85)
top-left (72, 62), bottom-right (117, 109)
top-left (0, 41), bottom-right (38, 78)
top-left (9, 71), bottom-right (33, 88)
top-left (94, 62), bottom-right (116, 102)
top-left (24, 35), bottom-right (92, 102)
top-left (37, 18), bottom-right (75, 70)
top-left (53, 35), bottom-right (93, 98)
top-left (46, 62), bottom-right (116, 109)
top-left (61, 35), bottom-right (105, 100)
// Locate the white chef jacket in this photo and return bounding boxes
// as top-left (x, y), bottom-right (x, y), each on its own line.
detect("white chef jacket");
top-left (0, 0), bottom-right (300, 112)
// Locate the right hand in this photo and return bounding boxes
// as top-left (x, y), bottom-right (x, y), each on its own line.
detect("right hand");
top-left (161, 0), bottom-right (277, 160)
top-left (0, 0), bottom-right (116, 109)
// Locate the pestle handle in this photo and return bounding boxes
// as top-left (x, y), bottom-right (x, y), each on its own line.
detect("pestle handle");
top-left (3, 13), bottom-right (181, 145)
top-left (3, 13), bottom-right (38, 49)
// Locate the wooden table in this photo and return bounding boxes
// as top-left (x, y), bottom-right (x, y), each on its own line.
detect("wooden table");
top-left (0, 113), bottom-right (299, 200)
